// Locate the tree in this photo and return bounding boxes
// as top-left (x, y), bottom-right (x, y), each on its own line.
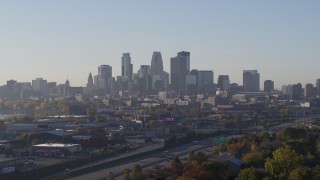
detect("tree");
top-left (265, 147), bottom-right (304, 179)
top-left (277, 127), bottom-right (305, 141)
top-left (237, 168), bottom-right (267, 180)
top-left (130, 164), bottom-right (144, 180)
top-left (73, 127), bottom-right (88, 135)
top-left (289, 166), bottom-right (312, 180)
top-left (122, 168), bottom-right (131, 180)
top-left (187, 151), bottom-right (196, 163)
top-left (179, 161), bottom-right (208, 180)
top-left (171, 156), bottom-right (183, 176)
top-left (241, 151), bottom-right (262, 167)
top-left (202, 160), bottom-right (228, 180)
top-left (194, 151), bottom-right (208, 164)
top-left (87, 107), bottom-right (97, 117)
top-left (107, 171), bottom-right (115, 180)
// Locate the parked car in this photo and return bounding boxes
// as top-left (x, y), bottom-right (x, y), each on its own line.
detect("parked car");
top-left (24, 160), bottom-right (34, 165)
top-left (64, 168), bottom-right (70, 174)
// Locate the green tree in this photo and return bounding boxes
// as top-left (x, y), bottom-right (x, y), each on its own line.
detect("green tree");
top-left (180, 161), bottom-right (208, 180)
top-left (194, 151), bottom-right (208, 164)
top-left (107, 171), bottom-right (115, 180)
top-left (241, 151), bottom-right (262, 167)
top-left (171, 156), bottom-right (183, 176)
top-left (87, 107), bottom-right (97, 117)
top-left (277, 127), bottom-right (305, 141)
top-left (202, 160), bottom-right (228, 180)
top-left (237, 168), bottom-right (267, 180)
top-left (289, 166), bottom-right (312, 180)
top-left (265, 147), bottom-right (304, 179)
top-left (130, 164), bottom-right (144, 180)
top-left (187, 151), bottom-right (196, 163)
top-left (73, 127), bottom-right (88, 135)
top-left (122, 168), bottom-right (131, 180)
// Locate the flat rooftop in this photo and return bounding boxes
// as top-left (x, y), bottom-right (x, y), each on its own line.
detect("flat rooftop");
top-left (33, 143), bottom-right (80, 148)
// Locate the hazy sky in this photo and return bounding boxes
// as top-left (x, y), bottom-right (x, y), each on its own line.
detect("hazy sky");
top-left (1, 1), bottom-right (319, 89)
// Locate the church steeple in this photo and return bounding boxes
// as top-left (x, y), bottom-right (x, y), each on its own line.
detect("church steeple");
top-left (87, 73), bottom-right (94, 88)
top-left (65, 79), bottom-right (70, 87)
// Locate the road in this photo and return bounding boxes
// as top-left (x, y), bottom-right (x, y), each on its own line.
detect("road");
top-left (41, 143), bottom-right (164, 180)
top-left (68, 139), bottom-right (215, 180)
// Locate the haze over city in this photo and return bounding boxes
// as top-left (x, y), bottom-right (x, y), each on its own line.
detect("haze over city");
top-left (1, 0), bottom-right (320, 88)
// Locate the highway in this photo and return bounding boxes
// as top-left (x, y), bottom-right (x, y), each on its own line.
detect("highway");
top-left (48, 116), bottom-right (319, 180)
top-left (67, 139), bottom-right (215, 180)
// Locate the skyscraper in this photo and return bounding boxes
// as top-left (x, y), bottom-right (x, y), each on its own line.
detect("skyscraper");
top-left (121, 53), bottom-right (133, 80)
top-left (197, 70), bottom-right (214, 93)
top-left (170, 51), bottom-right (190, 93)
top-left (151, 52), bottom-right (163, 75)
top-left (98, 65), bottom-right (112, 80)
top-left (138, 65), bottom-right (151, 93)
top-left (305, 83), bottom-right (316, 99)
top-left (264, 80), bottom-right (274, 92)
top-left (217, 75), bottom-right (230, 91)
top-left (292, 83), bottom-right (302, 100)
top-left (316, 79), bottom-right (320, 96)
top-left (97, 65), bottom-right (113, 94)
top-left (32, 78), bottom-right (48, 97)
top-left (243, 70), bottom-right (260, 92)
top-left (151, 52), bottom-right (166, 91)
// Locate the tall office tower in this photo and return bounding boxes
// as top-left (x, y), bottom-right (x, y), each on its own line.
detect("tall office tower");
top-left (170, 51), bottom-right (190, 93)
top-left (190, 70), bottom-right (199, 85)
top-left (282, 85), bottom-right (293, 98)
top-left (316, 79), bottom-right (320, 96)
top-left (98, 65), bottom-right (112, 79)
top-left (305, 83), bottom-right (316, 99)
top-left (138, 65), bottom-right (152, 93)
top-left (186, 74), bottom-right (197, 94)
top-left (162, 71), bottom-right (170, 90)
top-left (151, 52), bottom-right (166, 92)
top-left (197, 70), bottom-right (214, 93)
top-left (97, 65), bottom-right (113, 94)
top-left (121, 53), bottom-right (133, 80)
top-left (87, 73), bottom-right (94, 88)
top-left (264, 80), bottom-right (274, 92)
top-left (292, 83), bottom-right (303, 100)
top-left (217, 75), bottom-right (230, 91)
top-left (32, 78), bottom-right (48, 97)
top-left (151, 52), bottom-right (163, 75)
top-left (243, 70), bottom-right (260, 92)
top-left (283, 83), bottom-right (302, 100)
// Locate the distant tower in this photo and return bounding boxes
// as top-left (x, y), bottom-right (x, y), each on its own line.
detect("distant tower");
top-left (138, 65), bottom-right (152, 93)
top-left (97, 65), bottom-right (113, 94)
top-left (197, 70), bottom-right (214, 93)
top-left (305, 83), bottom-right (316, 99)
top-left (217, 75), bottom-right (230, 91)
top-left (151, 52), bottom-right (163, 75)
top-left (122, 53), bottom-right (133, 80)
top-left (65, 79), bottom-right (70, 87)
top-left (264, 80), bottom-right (274, 93)
top-left (243, 70), bottom-right (260, 92)
top-left (32, 78), bottom-right (48, 97)
top-left (87, 73), bottom-right (94, 88)
top-left (316, 79), bottom-right (320, 96)
top-left (170, 51), bottom-right (190, 93)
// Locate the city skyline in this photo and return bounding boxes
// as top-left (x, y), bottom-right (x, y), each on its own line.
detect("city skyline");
top-left (1, 1), bottom-right (320, 88)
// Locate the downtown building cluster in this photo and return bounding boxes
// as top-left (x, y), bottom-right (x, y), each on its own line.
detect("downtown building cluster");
top-left (1, 51), bottom-right (320, 101)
